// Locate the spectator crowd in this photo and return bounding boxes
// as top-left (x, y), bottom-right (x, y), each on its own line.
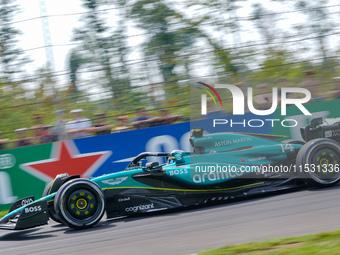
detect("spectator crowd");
top-left (0, 108), bottom-right (181, 150)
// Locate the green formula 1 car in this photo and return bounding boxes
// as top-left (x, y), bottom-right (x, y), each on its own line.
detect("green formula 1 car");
top-left (1, 118), bottom-right (340, 230)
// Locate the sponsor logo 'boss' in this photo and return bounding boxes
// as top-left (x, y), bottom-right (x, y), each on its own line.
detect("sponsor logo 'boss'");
top-left (24, 206), bottom-right (42, 213)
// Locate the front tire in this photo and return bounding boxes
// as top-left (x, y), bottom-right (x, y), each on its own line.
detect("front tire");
top-left (43, 180), bottom-right (62, 223)
top-left (54, 179), bottom-right (105, 230)
top-left (296, 138), bottom-right (340, 187)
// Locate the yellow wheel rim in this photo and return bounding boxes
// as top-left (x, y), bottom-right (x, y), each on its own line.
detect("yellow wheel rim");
top-left (76, 198), bottom-right (87, 210)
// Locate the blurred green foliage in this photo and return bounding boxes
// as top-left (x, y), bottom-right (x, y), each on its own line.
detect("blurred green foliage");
top-left (1, 0), bottom-right (340, 141)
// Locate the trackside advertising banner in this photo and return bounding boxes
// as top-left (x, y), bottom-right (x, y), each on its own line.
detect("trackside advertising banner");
top-left (0, 123), bottom-right (190, 211)
top-left (0, 99), bottom-right (339, 211)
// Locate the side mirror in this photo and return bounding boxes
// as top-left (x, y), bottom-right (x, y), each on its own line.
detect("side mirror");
top-left (310, 117), bottom-right (323, 128)
top-left (145, 162), bottom-right (161, 171)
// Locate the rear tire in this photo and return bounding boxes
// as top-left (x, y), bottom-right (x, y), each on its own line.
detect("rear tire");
top-left (296, 138), bottom-right (340, 187)
top-left (54, 179), bottom-right (105, 230)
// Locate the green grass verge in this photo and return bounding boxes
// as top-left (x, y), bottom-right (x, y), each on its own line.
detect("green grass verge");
top-left (199, 230), bottom-right (340, 255)
top-left (0, 210), bottom-right (8, 218)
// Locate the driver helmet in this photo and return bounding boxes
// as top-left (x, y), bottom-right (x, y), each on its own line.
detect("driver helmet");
top-left (167, 150), bottom-right (184, 164)
top-left (167, 156), bottom-right (176, 164)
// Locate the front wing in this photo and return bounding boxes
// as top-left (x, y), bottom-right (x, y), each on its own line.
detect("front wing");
top-left (0, 197), bottom-right (49, 230)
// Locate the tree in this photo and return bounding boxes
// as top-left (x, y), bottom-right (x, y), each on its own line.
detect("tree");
top-left (249, 48), bottom-right (304, 79)
top-left (68, 49), bottom-right (84, 94)
top-left (251, 3), bottom-right (278, 45)
top-left (295, 0), bottom-right (335, 61)
top-left (71, 0), bottom-right (127, 100)
top-left (183, 0), bottom-right (248, 79)
top-left (130, 0), bottom-right (203, 99)
top-left (0, 0), bottom-right (29, 81)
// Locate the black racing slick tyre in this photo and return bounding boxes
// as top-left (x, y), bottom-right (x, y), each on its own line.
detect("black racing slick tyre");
top-left (42, 173), bottom-right (79, 224)
top-left (54, 179), bottom-right (105, 230)
top-left (42, 180), bottom-right (63, 223)
top-left (296, 138), bottom-right (340, 187)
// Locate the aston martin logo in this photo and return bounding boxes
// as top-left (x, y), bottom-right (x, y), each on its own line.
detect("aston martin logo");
top-left (102, 177), bottom-right (128, 185)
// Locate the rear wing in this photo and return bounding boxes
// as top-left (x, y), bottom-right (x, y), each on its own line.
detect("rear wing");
top-left (300, 117), bottom-right (340, 142)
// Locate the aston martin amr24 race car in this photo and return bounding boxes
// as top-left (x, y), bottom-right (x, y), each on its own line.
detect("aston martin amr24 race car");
top-left (1, 118), bottom-right (340, 230)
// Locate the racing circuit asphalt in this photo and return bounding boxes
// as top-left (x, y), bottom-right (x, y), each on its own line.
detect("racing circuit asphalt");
top-left (0, 185), bottom-right (340, 255)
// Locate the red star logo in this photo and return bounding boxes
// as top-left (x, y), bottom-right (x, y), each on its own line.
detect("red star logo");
top-left (21, 141), bottom-right (111, 182)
